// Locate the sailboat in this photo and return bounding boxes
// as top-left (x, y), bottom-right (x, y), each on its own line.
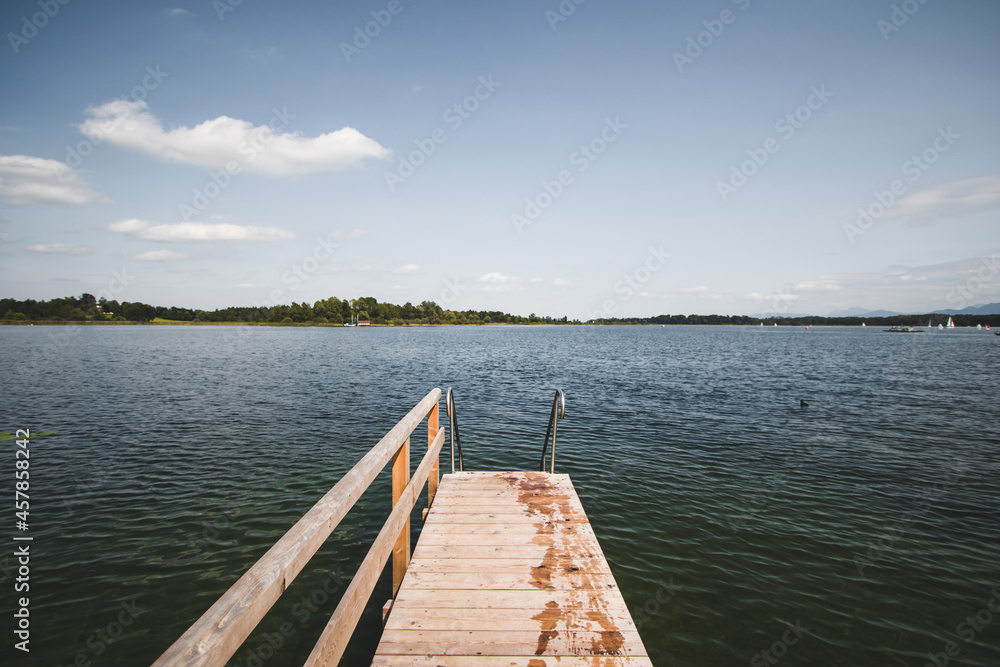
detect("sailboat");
top-left (938, 323), bottom-right (943, 330)
top-left (977, 323), bottom-right (982, 330)
top-left (862, 322), bottom-right (866, 327)
top-left (946, 316), bottom-right (955, 329)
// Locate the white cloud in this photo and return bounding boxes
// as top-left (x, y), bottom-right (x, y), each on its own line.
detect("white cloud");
top-left (78, 101), bottom-right (390, 176)
top-left (109, 218), bottom-right (294, 242)
top-left (0, 154), bottom-right (106, 206)
top-left (479, 272), bottom-right (514, 284)
top-left (677, 286), bottom-right (709, 294)
top-left (135, 250), bottom-right (187, 261)
top-left (792, 278), bottom-right (842, 292)
top-left (27, 243), bottom-right (91, 255)
top-left (167, 8), bottom-right (193, 16)
top-left (884, 174), bottom-right (1000, 220)
top-left (554, 278), bottom-right (570, 286)
top-left (478, 272), bottom-right (525, 293)
top-left (393, 264), bottom-right (420, 274)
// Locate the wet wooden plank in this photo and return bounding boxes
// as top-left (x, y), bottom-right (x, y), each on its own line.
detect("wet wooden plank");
top-left (373, 471), bottom-right (652, 665)
top-left (372, 657), bottom-right (654, 666)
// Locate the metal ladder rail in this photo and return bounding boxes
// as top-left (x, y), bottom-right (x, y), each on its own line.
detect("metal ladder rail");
top-left (539, 389), bottom-right (566, 473)
top-left (445, 388), bottom-right (464, 473)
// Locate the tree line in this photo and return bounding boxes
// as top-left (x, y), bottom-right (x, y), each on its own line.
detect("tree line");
top-left (592, 313), bottom-right (1000, 327)
top-left (3, 295), bottom-right (998, 327)
top-left (0, 294), bottom-right (573, 326)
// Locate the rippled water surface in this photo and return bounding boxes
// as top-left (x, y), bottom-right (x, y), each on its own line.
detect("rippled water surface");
top-left (1, 325), bottom-right (998, 666)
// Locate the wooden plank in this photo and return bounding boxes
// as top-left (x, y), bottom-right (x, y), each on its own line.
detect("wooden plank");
top-left (410, 545), bottom-right (602, 560)
top-left (151, 388), bottom-right (442, 667)
top-left (384, 606), bottom-right (638, 632)
top-left (426, 403), bottom-right (439, 507)
top-left (405, 558), bottom-right (611, 574)
top-left (376, 629), bottom-right (647, 657)
top-left (372, 656), bottom-right (654, 666)
top-left (375, 471), bottom-right (651, 664)
top-left (399, 570), bottom-right (620, 591)
top-left (392, 589), bottom-right (635, 613)
top-left (391, 437), bottom-right (410, 597)
top-left (420, 522), bottom-right (597, 536)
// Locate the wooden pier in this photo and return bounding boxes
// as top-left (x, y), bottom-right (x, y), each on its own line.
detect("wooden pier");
top-left (375, 471), bottom-right (652, 665)
top-left (153, 389), bottom-right (651, 667)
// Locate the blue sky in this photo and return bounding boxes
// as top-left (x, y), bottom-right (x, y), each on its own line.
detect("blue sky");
top-left (1, 0), bottom-right (998, 318)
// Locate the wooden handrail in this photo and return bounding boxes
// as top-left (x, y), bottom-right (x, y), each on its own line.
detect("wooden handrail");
top-left (304, 426), bottom-right (446, 665)
top-left (152, 388), bottom-right (443, 667)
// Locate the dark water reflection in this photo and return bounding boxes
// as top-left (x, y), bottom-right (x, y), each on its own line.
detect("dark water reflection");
top-left (1, 325), bottom-right (998, 666)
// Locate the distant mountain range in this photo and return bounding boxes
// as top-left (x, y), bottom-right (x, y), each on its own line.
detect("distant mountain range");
top-left (827, 307), bottom-right (901, 318)
top-left (826, 302), bottom-right (1000, 317)
top-left (750, 311), bottom-right (816, 319)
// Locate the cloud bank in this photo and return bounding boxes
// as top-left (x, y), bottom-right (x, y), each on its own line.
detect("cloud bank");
top-left (885, 174), bottom-right (1000, 220)
top-left (0, 154), bottom-right (106, 206)
top-left (108, 218), bottom-right (294, 242)
top-left (78, 101), bottom-right (390, 176)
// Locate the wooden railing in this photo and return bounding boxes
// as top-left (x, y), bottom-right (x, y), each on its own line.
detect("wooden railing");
top-left (152, 388), bottom-right (444, 667)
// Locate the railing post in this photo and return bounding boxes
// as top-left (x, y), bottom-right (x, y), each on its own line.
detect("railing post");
top-left (391, 437), bottom-right (410, 597)
top-left (428, 402), bottom-right (439, 507)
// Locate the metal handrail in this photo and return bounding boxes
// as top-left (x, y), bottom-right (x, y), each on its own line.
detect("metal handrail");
top-left (539, 389), bottom-right (566, 473)
top-left (446, 388), bottom-right (464, 473)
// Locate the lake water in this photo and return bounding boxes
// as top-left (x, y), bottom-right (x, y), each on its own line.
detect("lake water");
top-left (1, 325), bottom-right (998, 666)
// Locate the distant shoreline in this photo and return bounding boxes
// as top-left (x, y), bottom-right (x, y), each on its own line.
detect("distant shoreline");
top-left (2, 316), bottom-right (998, 328)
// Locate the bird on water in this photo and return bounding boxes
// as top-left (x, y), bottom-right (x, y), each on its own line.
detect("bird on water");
top-left (800, 400), bottom-right (809, 407)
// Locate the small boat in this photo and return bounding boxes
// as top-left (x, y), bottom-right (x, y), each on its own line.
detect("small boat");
top-left (977, 324), bottom-right (982, 330)
top-left (946, 316), bottom-right (955, 329)
top-left (862, 322), bottom-right (866, 327)
top-left (883, 326), bottom-right (921, 333)
top-left (938, 323), bottom-right (943, 330)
